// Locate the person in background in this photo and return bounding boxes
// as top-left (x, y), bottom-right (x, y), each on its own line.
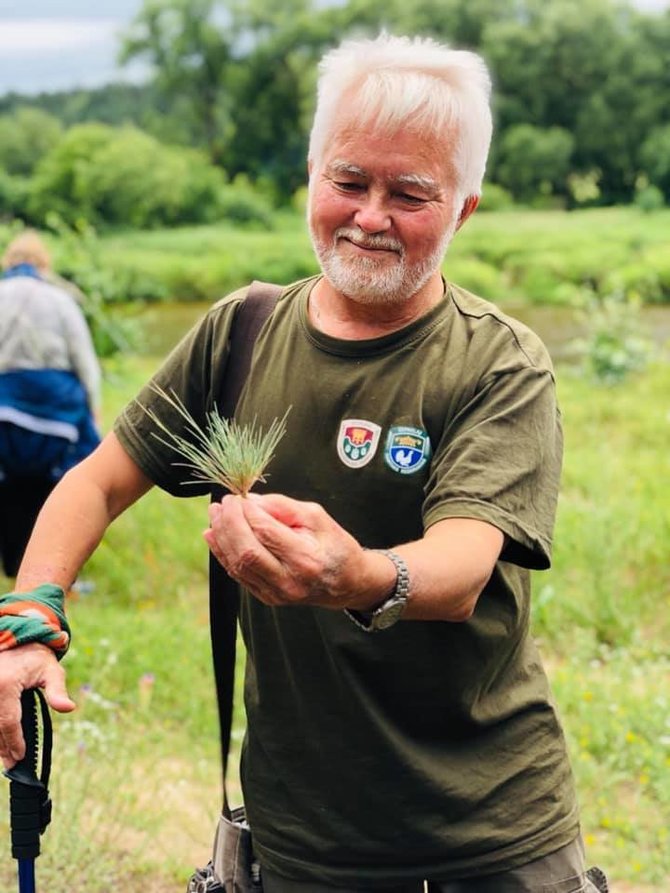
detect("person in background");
top-left (0, 35), bottom-right (609, 892)
top-left (0, 230), bottom-right (101, 577)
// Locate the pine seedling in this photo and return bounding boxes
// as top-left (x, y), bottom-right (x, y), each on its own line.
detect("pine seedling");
top-left (141, 385), bottom-right (290, 496)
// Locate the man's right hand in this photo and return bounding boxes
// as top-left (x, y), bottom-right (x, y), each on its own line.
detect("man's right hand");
top-left (0, 643), bottom-right (75, 770)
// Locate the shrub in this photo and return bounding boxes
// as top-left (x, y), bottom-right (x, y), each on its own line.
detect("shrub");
top-left (218, 176), bottom-right (275, 229)
top-left (477, 182), bottom-right (515, 212)
top-left (572, 291), bottom-right (653, 384)
top-left (639, 124), bottom-right (670, 199)
top-left (639, 246), bottom-right (670, 302)
top-left (602, 265), bottom-right (662, 304)
top-left (444, 257), bottom-right (505, 298)
top-left (0, 171), bottom-right (31, 220)
top-left (634, 184), bottom-right (665, 214)
top-left (47, 215), bottom-right (143, 357)
top-left (29, 124), bottom-right (227, 229)
top-left (494, 124), bottom-right (575, 202)
top-left (83, 130), bottom-right (226, 229)
top-left (28, 123), bottom-right (112, 223)
top-left (0, 107), bottom-right (64, 177)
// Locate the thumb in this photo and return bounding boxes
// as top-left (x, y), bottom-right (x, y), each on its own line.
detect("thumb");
top-left (41, 664), bottom-right (76, 714)
top-left (247, 492), bottom-right (306, 528)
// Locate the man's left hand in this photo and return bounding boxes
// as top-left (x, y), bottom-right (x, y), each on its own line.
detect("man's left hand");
top-left (203, 493), bottom-right (392, 610)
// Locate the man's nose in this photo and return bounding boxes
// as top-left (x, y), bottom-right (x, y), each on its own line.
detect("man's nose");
top-left (353, 195), bottom-right (391, 233)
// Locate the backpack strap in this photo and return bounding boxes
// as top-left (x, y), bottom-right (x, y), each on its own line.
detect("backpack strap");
top-left (209, 280), bottom-right (283, 811)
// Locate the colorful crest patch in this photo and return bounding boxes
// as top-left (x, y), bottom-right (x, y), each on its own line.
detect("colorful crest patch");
top-left (384, 426), bottom-right (431, 474)
top-left (337, 419), bottom-right (382, 468)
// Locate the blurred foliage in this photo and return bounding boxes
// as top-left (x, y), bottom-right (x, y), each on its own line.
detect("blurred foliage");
top-left (217, 175), bottom-right (276, 228)
top-left (477, 182), bottom-right (515, 212)
top-left (496, 124), bottom-right (574, 204)
top-left (6, 206), bottom-right (667, 310)
top-left (571, 290), bottom-right (654, 384)
top-left (639, 125), bottom-right (670, 198)
top-left (27, 124), bottom-right (227, 229)
top-left (0, 0), bottom-right (668, 216)
top-left (45, 215), bottom-right (146, 357)
top-left (634, 183), bottom-right (666, 214)
top-left (0, 107), bottom-right (63, 176)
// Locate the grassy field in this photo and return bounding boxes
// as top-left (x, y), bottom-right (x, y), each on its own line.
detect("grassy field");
top-left (1, 353), bottom-right (668, 892)
top-left (43, 205), bottom-right (670, 307)
top-left (0, 207), bottom-right (668, 890)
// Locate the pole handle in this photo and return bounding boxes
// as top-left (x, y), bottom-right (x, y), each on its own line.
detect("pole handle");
top-left (4, 689), bottom-right (53, 861)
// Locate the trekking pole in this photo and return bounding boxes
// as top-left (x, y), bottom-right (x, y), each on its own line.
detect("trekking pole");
top-left (4, 689), bottom-right (53, 893)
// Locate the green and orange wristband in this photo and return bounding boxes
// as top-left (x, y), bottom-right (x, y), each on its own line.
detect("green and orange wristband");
top-left (0, 585), bottom-right (70, 659)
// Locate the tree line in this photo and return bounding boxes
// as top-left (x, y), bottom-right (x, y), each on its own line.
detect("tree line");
top-left (1, 0), bottom-right (669, 230)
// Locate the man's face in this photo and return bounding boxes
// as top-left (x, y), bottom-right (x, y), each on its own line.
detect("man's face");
top-left (308, 116), bottom-right (465, 306)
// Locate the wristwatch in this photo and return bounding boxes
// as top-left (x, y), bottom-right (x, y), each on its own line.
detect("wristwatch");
top-left (345, 549), bottom-right (411, 632)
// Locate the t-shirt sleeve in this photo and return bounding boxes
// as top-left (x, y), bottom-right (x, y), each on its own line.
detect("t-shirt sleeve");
top-left (423, 365), bottom-right (563, 570)
top-left (113, 293), bottom-right (243, 496)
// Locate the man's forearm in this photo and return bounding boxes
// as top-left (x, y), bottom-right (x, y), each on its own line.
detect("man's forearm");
top-left (206, 493), bottom-right (504, 622)
top-left (15, 470), bottom-right (114, 591)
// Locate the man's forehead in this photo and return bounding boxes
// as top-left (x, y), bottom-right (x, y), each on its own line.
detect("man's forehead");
top-left (326, 159), bottom-right (441, 193)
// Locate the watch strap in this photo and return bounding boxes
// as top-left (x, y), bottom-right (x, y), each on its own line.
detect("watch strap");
top-left (345, 549), bottom-right (410, 632)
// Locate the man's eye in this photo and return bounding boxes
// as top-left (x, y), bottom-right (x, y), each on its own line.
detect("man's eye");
top-left (397, 193), bottom-right (426, 205)
top-left (336, 181), bottom-right (364, 192)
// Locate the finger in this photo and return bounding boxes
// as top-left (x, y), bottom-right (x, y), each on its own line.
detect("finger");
top-left (242, 497), bottom-right (318, 559)
top-left (207, 496), bottom-right (255, 564)
top-left (41, 663), bottom-right (76, 714)
top-left (203, 526), bottom-right (289, 605)
top-left (0, 698), bottom-right (24, 768)
top-left (203, 527), bottom-right (226, 567)
top-left (208, 497), bottom-right (288, 589)
top-left (247, 493), bottom-right (320, 529)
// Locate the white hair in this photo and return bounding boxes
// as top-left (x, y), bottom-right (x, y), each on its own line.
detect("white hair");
top-left (308, 33), bottom-right (493, 199)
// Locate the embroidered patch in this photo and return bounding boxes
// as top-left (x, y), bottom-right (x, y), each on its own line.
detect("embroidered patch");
top-left (384, 426), bottom-right (431, 474)
top-left (337, 419), bottom-right (382, 468)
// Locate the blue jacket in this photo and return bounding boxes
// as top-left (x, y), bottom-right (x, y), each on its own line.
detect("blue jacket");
top-left (0, 368), bottom-right (100, 480)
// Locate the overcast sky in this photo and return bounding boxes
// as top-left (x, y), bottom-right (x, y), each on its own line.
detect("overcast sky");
top-left (0, 0), bottom-right (668, 97)
top-left (0, 0), bottom-right (146, 95)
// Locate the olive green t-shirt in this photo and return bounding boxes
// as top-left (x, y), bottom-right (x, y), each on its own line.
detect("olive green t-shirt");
top-left (115, 275), bottom-right (579, 884)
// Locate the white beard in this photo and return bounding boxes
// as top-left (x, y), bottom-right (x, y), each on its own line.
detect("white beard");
top-left (309, 222), bottom-right (456, 306)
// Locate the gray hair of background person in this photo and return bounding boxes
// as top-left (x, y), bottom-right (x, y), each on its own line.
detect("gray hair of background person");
top-left (307, 32), bottom-right (493, 202)
top-left (1, 230), bottom-right (51, 273)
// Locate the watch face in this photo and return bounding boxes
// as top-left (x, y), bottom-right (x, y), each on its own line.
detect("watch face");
top-left (371, 599), bottom-right (405, 630)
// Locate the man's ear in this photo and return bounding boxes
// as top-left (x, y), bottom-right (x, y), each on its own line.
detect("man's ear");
top-left (456, 194), bottom-right (480, 231)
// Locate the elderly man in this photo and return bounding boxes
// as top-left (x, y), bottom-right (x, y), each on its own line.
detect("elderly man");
top-left (0, 33), bottom-right (606, 893)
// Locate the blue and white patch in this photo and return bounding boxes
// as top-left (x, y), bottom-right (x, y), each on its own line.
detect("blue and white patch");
top-left (384, 426), bottom-right (431, 474)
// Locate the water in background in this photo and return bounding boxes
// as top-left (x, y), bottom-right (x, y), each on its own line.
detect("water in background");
top-left (118, 301), bottom-right (670, 364)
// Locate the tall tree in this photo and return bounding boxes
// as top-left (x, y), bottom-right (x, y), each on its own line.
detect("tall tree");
top-left (119, 0), bottom-right (234, 165)
top-left (119, 0), bottom-right (322, 195)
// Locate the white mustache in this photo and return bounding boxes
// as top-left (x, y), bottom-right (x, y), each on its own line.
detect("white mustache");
top-left (335, 227), bottom-right (403, 254)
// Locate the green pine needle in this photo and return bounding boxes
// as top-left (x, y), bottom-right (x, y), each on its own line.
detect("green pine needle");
top-left (141, 385), bottom-right (290, 496)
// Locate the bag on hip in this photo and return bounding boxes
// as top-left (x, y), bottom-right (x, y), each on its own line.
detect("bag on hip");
top-left (187, 806), bottom-right (262, 893)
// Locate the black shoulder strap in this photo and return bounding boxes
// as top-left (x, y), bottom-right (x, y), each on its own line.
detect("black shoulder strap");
top-left (208, 280), bottom-right (283, 810)
top-left (218, 281), bottom-right (284, 419)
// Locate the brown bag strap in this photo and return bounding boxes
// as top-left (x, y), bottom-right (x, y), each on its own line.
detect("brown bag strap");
top-left (209, 281), bottom-right (283, 811)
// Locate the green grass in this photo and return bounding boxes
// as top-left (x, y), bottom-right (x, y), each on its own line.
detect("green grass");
top-left (1, 360), bottom-right (669, 889)
top-left (533, 361), bottom-right (670, 888)
top-left (96, 212), bottom-right (319, 303)
top-left (448, 206), bottom-right (670, 305)
top-left (11, 205), bottom-right (663, 308)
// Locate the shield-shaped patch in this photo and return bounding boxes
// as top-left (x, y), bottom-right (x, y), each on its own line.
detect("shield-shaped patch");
top-left (336, 419), bottom-right (382, 468)
top-left (384, 426), bottom-right (431, 474)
